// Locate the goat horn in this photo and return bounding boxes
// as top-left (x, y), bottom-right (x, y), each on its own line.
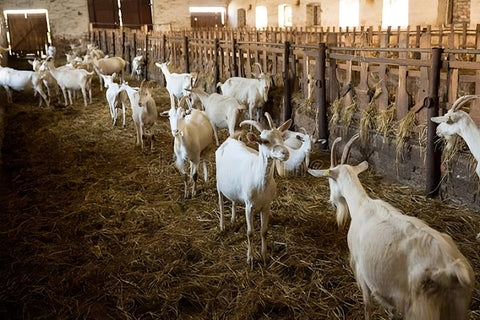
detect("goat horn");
top-left (452, 94), bottom-right (480, 111)
top-left (264, 112), bottom-right (274, 129)
top-left (300, 127), bottom-right (308, 135)
top-left (340, 133), bottom-right (360, 165)
top-left (240, 120), bottom-right (264, 132)
top-left (254, 62), bottom-right (263, 74)
top-left (330, 137), bottom-right (342, 168)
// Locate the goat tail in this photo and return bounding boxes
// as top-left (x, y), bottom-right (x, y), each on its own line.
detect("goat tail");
top-left (437, 259), bottom-right (474, 289)
top-left (407, 259), bottom-right (474, 320)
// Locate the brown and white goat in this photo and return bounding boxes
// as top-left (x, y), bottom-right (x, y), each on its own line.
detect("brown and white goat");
top-left (309, 134), bottom-right (474, 320)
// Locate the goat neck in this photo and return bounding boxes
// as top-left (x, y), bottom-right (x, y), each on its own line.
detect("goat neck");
top-left (454, 112), bottom-right (480, 162)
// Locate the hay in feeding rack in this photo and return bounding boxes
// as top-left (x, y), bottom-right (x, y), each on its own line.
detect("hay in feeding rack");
top-left (329, 98), bottom-right (342, 129)
top-left (358, 96), bottom-right (378, 147)
top-left (0, 76), bottom-right (479, 320)
top-left (339, 98), bottom-right (358, 137)
top-left (395, 108), bottom-right (417, 164)
top-left (376, 102), bottom-right (396, 142)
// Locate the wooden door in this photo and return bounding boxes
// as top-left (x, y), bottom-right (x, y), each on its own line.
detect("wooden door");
top-left (6, 12), bottom-right (48, 55)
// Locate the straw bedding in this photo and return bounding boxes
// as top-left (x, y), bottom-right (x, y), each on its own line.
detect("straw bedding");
top-left (0, 81), bottom-right (479, 319)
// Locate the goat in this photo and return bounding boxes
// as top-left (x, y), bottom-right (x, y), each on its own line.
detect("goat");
top-left (121, 81), bottom-right (158, 151)
top-left (93, 56), bottom-right (126, 90)
top-left (217, 63), bottom-right (272, 122)
top-left (155, 61), bottom-right (197, 108)
top-left (163, 97), bottom-right (216, 198)
top-left (308, 134), bottom-right (474, 320)
top-left (131, 55), bottom-right (145, 80)
top-left (100, 74), bottom-right (128, 127)
top-left (28, 58), bottom-right (60, 103)
top-left (0, 65), bottom-right (49, 107)
top-left (41, 57), bottom-right (93, 107)
top-left (431, 94), bottom-right (480, 179)
top-left (216, 112), bottom-right (291, 266)
top-left (275, 128), bottom-right (320, 177)
top-left (189, 87), bottom-right (246, 140)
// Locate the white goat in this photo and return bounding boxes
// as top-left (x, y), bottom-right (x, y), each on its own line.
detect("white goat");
top-left (308, 134), bottom-right (474, 320)
top-left (163, 97), bottom-right (216, 198)
top-left (189, 87), bottom-right (246, 140)
top-left (216, 112), bottom-right (291, 265)
top-left (155, 61), bottom-right (197, 108)
top-left (100, 74), bottom-right (128, 127)
top-left (93, 56), bottom-right (126, 90)
top-left (217, 63), bottom-right (272, 122)
top-left (28, 58), bottom-right (60, 103)
top-left (121, 81), bottom-right (157, 151)
top-left (431, 94), bottom-right (480, 179)
top-left (276, 128), bottom-right (320, 177)
top-left (41, 57), bottom-right (93, 107)
top-left (131, 55), bottom-right (145, 80)
top-left (0, 66), bottom-right (49, 107)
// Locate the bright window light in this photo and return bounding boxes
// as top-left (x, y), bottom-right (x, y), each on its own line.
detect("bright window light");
top-left (278, 4), bottom-right (292, 27)
top-left (382, 0), bottom-right (408, 28)
top-left (339, 0), bottom-right (359, 27)
top-left (189, 6), bottom-right (226, 24)
top-left (256, 6), bottom-right (268, 29)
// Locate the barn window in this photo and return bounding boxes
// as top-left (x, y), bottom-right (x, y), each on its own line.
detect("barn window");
top-left (120, 0), bottom-right (153, 30)
top-left (306, 3), bottom-right (322, 26)
top-left (382, 0), bottom-right (408, 28)
top-left (189, 7), bottom-right (225, 28)
top-left (278, 4), bottom-right (293, 27)
top-left (87, 0), bottom-right (120, 28)
top-left (339, 0), bottom-right (359, 27)
top-left (237, 8), bottom-right (246, 27)
top-left (3, 9), bottom-right (52, 56)
top-left (447, 0), bottom-right (470, 25)
top-left (256, 6), bottom-right (268, 29)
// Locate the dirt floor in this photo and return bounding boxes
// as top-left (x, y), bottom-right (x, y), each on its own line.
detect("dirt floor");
top-left (0, 77), bottom-right (479, 319)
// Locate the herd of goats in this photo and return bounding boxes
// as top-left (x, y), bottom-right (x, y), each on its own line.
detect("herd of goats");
top-left (0, 42), bottom-right (479, 319)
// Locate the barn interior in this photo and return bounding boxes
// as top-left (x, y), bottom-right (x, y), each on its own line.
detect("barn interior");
top-left (0, 1), bottom-right (480, 319)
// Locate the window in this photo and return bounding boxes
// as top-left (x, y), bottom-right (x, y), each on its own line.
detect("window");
top-left (121, 0), bottom-right (153, 30)
top-left (382, 0), bottom-right (408, 28)
top-left (87, 0), bottom-right (120, 28)
top-left (306, 3), bottom-right (321, 26)
top-left (447, 0), bottom-right (470, 24)
top-left (237, 8), bottom-right (246, 27)
top-left (339, 0), bottom-right (359, 27)
top-left (278, 4), bottom-right (292, 27)
top-left (189, 7), bottom-right (225, 28)
top-left (256, 6), bottom-right (268, 29)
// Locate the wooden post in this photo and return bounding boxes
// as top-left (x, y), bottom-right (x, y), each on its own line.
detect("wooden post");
top-left (231, 39), bottom-right (238, 77)
top-left (162, 34), bottom-right (167, 62)
top-left (104, 30), bottom-right (108, 53)
top-left (316, 43), bottom-right (328, 148)
top-left (184, 36), bottom-right (189, 73)
top-left (214, 39), bottom-right (220, 93)
top-left (283, 41), bottom-right (292, 122)
top-left (425, 47), bottom-right (443, 198)
top-left (145, 34), bottom-right (149, 80)
top-left (122, 31), bottom-right (126, 59)
top-left (112, 31), bottom-right (116, 56)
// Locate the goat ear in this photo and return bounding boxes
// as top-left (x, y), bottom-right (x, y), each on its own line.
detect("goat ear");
top-left (431, 115), bottom-right (446, 124)
top-left (308, 168), bottom-right (338, 180)
top-left (278, 119), bottom-right (292, 132)
top-left (246, 132), bottom-right (258, 143)
top-left (354, 161), bottom-right (369, 175)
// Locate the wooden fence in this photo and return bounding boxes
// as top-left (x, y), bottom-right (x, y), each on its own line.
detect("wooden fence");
top-left (89, 25), bottom-right (480, 198)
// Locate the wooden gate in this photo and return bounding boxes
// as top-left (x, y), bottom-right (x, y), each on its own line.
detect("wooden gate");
top-left (6, 12), bottom-right (48, 55)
